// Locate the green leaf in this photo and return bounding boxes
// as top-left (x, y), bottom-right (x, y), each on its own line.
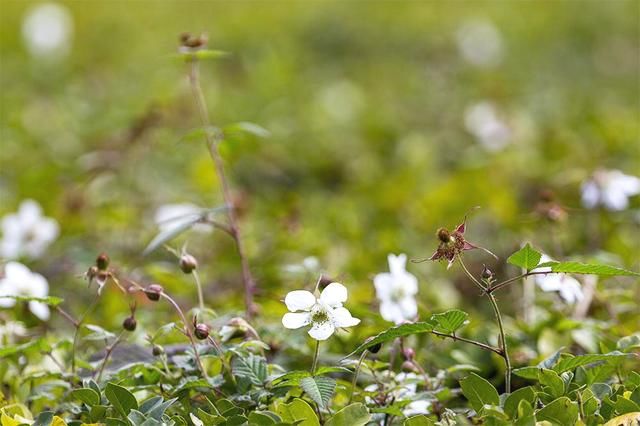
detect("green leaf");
top-left (346, 321), bottom-right (435, 357)
top-left (535, 397), bottom-right (578, 425)
top-left (431, 309), bottom-right (469, 334)
top-left (614, 397), bottom-right (640, 415)
top-left (504, 387), bottom-right (536, 419)
top-left (537, 369), bottom-right (565, 398)
top-left (275, 399), bottom-right (320, 426)
top-left (403, 416), bottom-right (436, 426)
top-left (0, 295), bottom-right (64, 306)
top-left (232, 353), bottom-right (267, 386)
top-left (71, 388), bottom-right (101, 407)
top-left (537, 261), bottom-right (640, 277)
top-left (105, 382), bottom-right (138, 418)
top-left (247, 412), bottom-right (279, 425)
top-left (143, 214), bottom-right (205, 256)
top-left (224, 122), bottom-right (271, 138)
top-left (507, 244), bottom-right (542, 271)
top-left (32, 412), bottom-right (54, 426)
top-left (83, 324), bottom-right (116, 341)
top-left (554, 351), bottom-right (630, 373)
top-left (459, 372), bottom-right (500, 414)
top-left (299, 376), bottom-right (336, 410)
top-left (325, 403), bottom-right (371, 426)
top-left (512, 367), bottom-right (539, 380)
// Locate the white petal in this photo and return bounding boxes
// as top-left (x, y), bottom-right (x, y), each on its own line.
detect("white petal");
top-left (284, 290), bottom-right (316, 312)
top-left (320, 282), bottom-right (348, 307)
top-left (308, 321), bottom-right (335, 340)
top-left (29, 301), bottom-right (50, 321)
top-left (18, 199), bottom-right (43, 228)
top-left (616, 174), bottom-right (640, 196)
top-left (379, 301), bottom-right (407, 324)
top-left (373, 273), bottom-right (394, 300)
top-left (5, 261), bottom-right (32, 281)
top-left (388, 253), bottom-right (407, 275)
top-left (535, 274), bottom-right (563, 292)
top-left (282, 312), bottom-right (311, 329)
top-left (558, 277), bottom-right (583, 304)
top-left (601, 185), bottom-right (628, 211)
top-left (403, 400), bottom-right (431, 417)
top-left (27, 273), bottom-right (49, 297)
top-left (398, 297), bottom-right (418, 319)
top-left (331, 307), bottom-right (360, 328)
top-left (581, 181), bottom-right (600, 209)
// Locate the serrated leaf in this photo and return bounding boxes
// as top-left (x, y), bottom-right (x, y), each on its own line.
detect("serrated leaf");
top-left (507, 244), bottom-right (542, 271)
top-left (325, 403), bottom-right (371, 426)
top-left (431, 309), bottom-right (469, 334)
top-left (345, 321), bottom-right (435, 357)
top-left (535, 397), bottom-right (578, 425)
top-left (300, 376), bottom-right (336, 409)
top-left (105, 383), bottom-right (138, 418)
top-left (232, 353), bottom-right (267, 386)
top-left (537, 261), bottom-right (640, 277)
top-left (459, 372), bottom-right (500, 414)
top-left (553, 351), bottom-right (630, 373)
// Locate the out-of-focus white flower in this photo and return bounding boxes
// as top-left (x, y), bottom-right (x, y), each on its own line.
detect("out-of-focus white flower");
top-left (533, 255), bottom-right (584, 304)
top-left (464, 101), bottom-right (511, 152)
top-left (154, 203), bottom-right (212, 234)
top-left (283, 256), bottom-right (320, 274)
top-left (364, 372), bottom-right (432, 418)
top-left (1, 199), bottom-right (59, 260)
top-left (0, 262), bottom-right (50, 320)
top-left (0, 320), bottom-right (27, 345)
top-left (581, 169), bottom-right (640, 211)
top-left (282, 282), bottom-right (360, 340)
top-left (22, 2), bottom-right (73, 60)
top-left (374, 254), bottom-right (418, 324)
top-left (456, 19), bottom-right (504, 68)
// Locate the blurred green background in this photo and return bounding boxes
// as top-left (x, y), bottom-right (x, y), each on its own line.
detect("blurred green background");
top-left (1, 1), bottom-right (639, 359)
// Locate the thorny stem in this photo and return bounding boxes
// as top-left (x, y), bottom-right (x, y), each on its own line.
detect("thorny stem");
top-left (95, 331), bottom-right (126, 382)
top-left (348, 350), bottom-right (368, 404)
top-left (188, 58), bottom-right (257, 319)
top-left (160, 292), bottom-right (208, 379)
top-left (311, 339), bottom-right (320, 374)
top-left (71, 292), bottom-right (101, 374)
top-left (459, 257), bottom-right (511, 392)
top-left (192, 269), bottom-right (205, 312)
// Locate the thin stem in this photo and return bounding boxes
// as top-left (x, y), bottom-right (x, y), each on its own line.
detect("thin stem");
top-left (489, 271), bottom-right (548, 293)
top-left (311, 340), bottom-right (320, 374)
top-left (348, 350), bottom-right (368, 404)
top-left (192, 269), bottom-right (205, 312)
top-left (160, 292), bottom-right (208, 379)
top-left (430, 330), bottom-right (502, 355)
top-left (457, 257), bottom-right (486, 292)
top-left (95, 331), bottom-right (126, 382)
top-left (71, 292), bottom-right (101, 374)
top-left (55, 305), bottom-right (78, 327)
top-left (188, 58), bottom-right (256, 319)
top-left (487, 292), bottom-right (511, 393)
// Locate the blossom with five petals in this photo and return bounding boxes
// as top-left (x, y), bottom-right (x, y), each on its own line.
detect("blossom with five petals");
top-left (1, 199), bottom-right (59, 260)
top-left (282, 282), bottom-right (360, 340)
top-left (0, 261), bottom-right (51, 320)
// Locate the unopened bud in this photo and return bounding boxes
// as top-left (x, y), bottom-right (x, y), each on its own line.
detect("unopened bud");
top-left (194, 323), bottom-right (210, 340)
top-left (144, 284), bottom-right (163, 301)
top-left (96, 253), bottom-right (110, 271)
top-left (86, 265), bottom-right (98, 281)
top-left (403, 347), bottom-right (415, 360)
top-left (152, 344), bottom-right (164, 356)
top-left (122, 316), bottom-right (137, 331)
top-left (482, 265), bottom-right (494, 280)
top-left (179, 254), bottom-right (198, 274)
top-left (401, 360), bottom-right (418, 372)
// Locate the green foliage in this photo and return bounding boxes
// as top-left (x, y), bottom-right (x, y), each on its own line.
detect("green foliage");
top-left (459, 372), bottom-right (500, 414)
top-left (105, 383), bottom-right (138, 418)
top-left (299, 376), bottom-right (336, 410)
top-left (507, 244), bottom-right (542, 271)
top-left (537, 261), bottom-right (640, 277)
top-left (325, 403), bottom-right (371, 426)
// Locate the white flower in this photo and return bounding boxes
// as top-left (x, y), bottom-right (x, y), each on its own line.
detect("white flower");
top-left (464, 101), bottom-right (511, 152)
top-left (1, 199), bottom-right (59, 260)
top-left (154, 203), bottom-right (212, 234)
top-left (533, 255), bottom-right (584, 304)
top-left (282, 282), bottom-right (360, 340)
top-left (22, 2), bottom-right (73, 60)
top-left (0, 262), bottom-right (51, 320)
top-left (0, 320), bottom-right (27, 345)
top-left (455, 19), bottom-right (504, 68)
top-left (374, 254), bottom-right (418, 324)
top-left (581, 169), bottom-right (640, 211)
top-left (364, 372), bottom-right (431, 418)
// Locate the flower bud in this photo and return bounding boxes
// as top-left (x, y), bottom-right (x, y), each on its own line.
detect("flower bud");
top-left (85, 265), bottom-right (98, 281)
top-left (152, 344), bottom-right (164, 356)
top-left (122, 316), bottom-right (137, 331)
top-left (96, 253), bottom-right (110, 271)
top-left (144, 284), bottom-right (163, 301)
top-left (482, 265), bottom-right (494, 280)
top-left (403, 347), bottom-right (415, 360)
top-left (194, 323), bottom-right (210, 340)
top-left (179, 254), bottom-right (198, 274)
top-left (401, 360), bottom-right (418, 372)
